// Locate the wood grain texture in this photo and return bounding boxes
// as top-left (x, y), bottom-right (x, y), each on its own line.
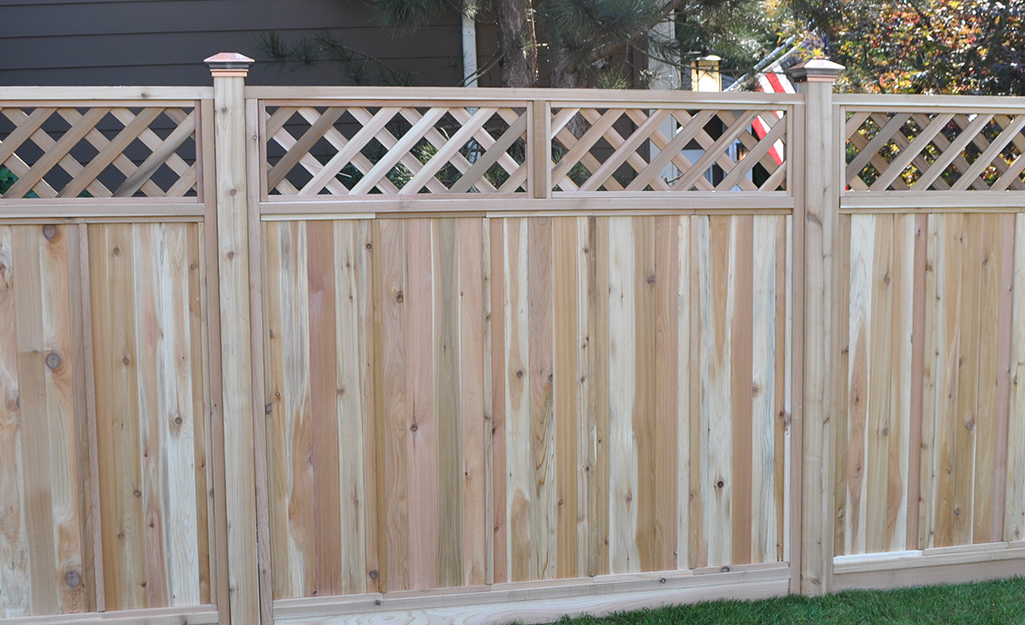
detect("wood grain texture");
top-left (752, 216), bottom-right (778, 564)
top-left (1, 226), bottom-right (32, 617)
top-left (306, 222), bottom-right (343, 597)
top-left (697, 216), bottom-right (734, 568)
top-left (90, 224), bottom-right (145, 610)
top-left (1006, 214), bottom-right (1025, 542)
top-left (607, 216), bottom-right (640, 573)
top-left (457, 219), bottom-right (487, 587)
top-left (333, 221), bottom-right (369, 595)
top-left (653, 215), bottom-right (680, 572)
top-left (553, 218), bottom-right (580, 579)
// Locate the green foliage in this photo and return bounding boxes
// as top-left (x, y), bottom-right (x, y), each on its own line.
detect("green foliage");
top-left (0, 166), bottom-right (16, 195)
top-left (257, 30), bottom-right (414, 86)
top-left (0, 166), bottom-right (40, 198)
top-left (368, 0), bottom-right (458, 30)
top-left (785, 0), bottom-right (1025, 95)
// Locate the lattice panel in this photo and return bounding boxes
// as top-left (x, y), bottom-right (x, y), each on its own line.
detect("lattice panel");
top-left (550, 107), bottom-right (788, 192)
top-left (0, 106), bottom-right (198, 199)
top-left (264, 106), bottom-right (528, 195)
top-left (845, 112), bottom-right (1025, 191)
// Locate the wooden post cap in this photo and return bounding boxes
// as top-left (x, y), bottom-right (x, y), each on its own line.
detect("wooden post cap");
top-left (205, 52), bottom-right (254, 77)
top-left (788, 58), bottom-right (844, 84)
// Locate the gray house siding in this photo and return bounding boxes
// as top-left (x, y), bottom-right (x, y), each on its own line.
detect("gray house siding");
top-left (0, 0), bottom-right (465, 86)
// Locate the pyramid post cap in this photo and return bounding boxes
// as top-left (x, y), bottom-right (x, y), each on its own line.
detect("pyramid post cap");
top-left (788, 58), bottom-right (845, 83)
top-left (205, 53), bottom-right (255, 73)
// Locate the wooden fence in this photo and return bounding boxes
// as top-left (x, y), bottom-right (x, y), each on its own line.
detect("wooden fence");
top-left (0, 56), bottom-right (1022, 625)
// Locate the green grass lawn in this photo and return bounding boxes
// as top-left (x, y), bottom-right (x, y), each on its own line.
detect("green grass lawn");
top-left (543, 578), bottom-right (1025, 625)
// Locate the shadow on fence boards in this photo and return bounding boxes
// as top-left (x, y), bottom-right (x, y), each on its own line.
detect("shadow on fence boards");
top-left (1, 53), bottom-right (1023, 625)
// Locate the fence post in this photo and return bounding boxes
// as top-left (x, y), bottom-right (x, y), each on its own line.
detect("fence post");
top-left (790, 58), bottom-right (844, 596)
top-left (206, 52), bottom-right (260, 625)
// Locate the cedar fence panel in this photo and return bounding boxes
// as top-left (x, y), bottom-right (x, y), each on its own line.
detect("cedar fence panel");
top-left (1, 62), bottom-right (1024, 625)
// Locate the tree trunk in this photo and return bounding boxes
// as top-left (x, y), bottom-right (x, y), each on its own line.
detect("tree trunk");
top-left (495, 0), bottom-right (538, 87)
top-left (550, 57), bottom-right (585, 89)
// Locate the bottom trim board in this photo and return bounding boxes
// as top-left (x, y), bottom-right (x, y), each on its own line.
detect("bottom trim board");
top-left (0, 605), bottom-right (220, 625)
top-left (272, 566), bottom-right (791, 625)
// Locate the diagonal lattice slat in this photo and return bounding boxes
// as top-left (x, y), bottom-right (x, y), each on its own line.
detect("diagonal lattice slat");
top-left (0, 106), bottom-right (199, 199)
top-left (845, 111), bottom-right (1025, 192)
top-left (264, 106), bottom-right (528, 196)
top-left (550, 107), bottom-right (788, 193)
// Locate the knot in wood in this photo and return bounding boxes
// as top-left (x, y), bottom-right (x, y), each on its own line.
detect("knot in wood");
top-left (368, 569), bottom-right (379, 580)
top-left (410, 423), bottom-right (418, 432)
top-left (716, 480), bottom-right (725, 489)
top-left (647, 274), bottom-right (655, 285)
top-left (721, 566), bottom-right (730, 573)
top-left (65, 569), bottom-right (82, 589)
top-left (174, 416), bottom-right (183, 425)
top-left (45, 351), bottom-right (62, 370)
top-left (42, 225), bottom-right (58, 240)
top-left (395, 291), bottom-right (404, 303)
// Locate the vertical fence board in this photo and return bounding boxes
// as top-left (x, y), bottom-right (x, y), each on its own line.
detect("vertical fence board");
top-left (457, 219), bottom-right (487, 587)
top-left (654, 215), bottom-right (680, 572)
top-left (590, 217), bottom-right (611, 577)
top-left (731, 217), bottom-right (754, 566)
top-left (845, 215), bottom-right (873, 555)
top-left (752, 215), bottom-right (778, 564)
top-left (186, 223), bottom-right (212, 606)
top-left (953, 218), bottom-right (983, 546)
top-left (632, 216), bottom-right (657, 573)
top-left (1006, 215), bottom-right (1025, 542)
top-left (406, 218), bottom-right (438, 592)
top-left (675, 216), bottom-right (693, 571)
top-left (376, 218), bottom-right (408, 592)
top-left (39, 225), bottom-right (88, 613)
top-left (553, 218), bottom-right (580, 579)
top-left (972, 215), bottom-right (1002, 543)
top-left (527, 218), bottom-right (556, 580)
top-left (306, 222), bottom-right (343, 597)
top-left (0, 226), bottom-right (31, 617)
top-left (608, 216), bottom-right (640, 573)
top-left (14, 229), bottom-right (59, 615)
top-left (434, 218), bottom-right (461, 588)
top-left (864, 214), bottom-right (894, 555)
top-left (688, 219), bottom-right (706, 570)
top-left (90, 224), bottom-right (145, 610)
top-left (505, 218), bottom-right (531, 582)
top-left (133, 224), bottom-right (170, 608)
top-left (333, 221), bottom-right (369, 595)
top-left (698, 216), bottom-right (734, 567)
top-left (489, 219), bottom-right (508, 585)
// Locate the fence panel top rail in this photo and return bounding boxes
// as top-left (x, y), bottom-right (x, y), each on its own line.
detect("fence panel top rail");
top-left (255, 87), bottom-right (798, 207)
